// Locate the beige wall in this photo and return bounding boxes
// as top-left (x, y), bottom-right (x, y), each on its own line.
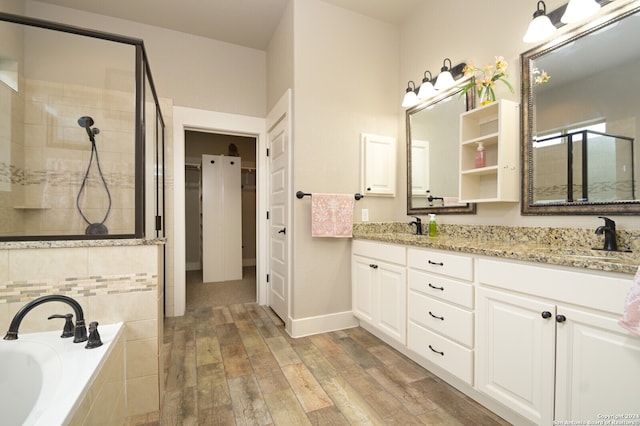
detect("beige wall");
top-left (290, 0), bottom-right (399, 318)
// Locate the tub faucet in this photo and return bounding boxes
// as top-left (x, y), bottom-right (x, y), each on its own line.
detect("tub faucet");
top-left (595, 216), bottom-right (618, 251)
top-left (409, 216), bottom-right (422, 235)
top-left (4, 295), bottom-right (88, 343)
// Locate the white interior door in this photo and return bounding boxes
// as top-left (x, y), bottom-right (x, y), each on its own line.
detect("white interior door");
top-left (268, 117), bottom-right (289, 324)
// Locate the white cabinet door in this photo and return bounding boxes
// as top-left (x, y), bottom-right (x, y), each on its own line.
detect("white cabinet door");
top-left (476, 287), bottom-right (556, 426)
top-left (352, 255), bottom-right (376, 323)
top-left (376, 262), bottom-right (406, 344)
top-left (555, 305), bottom-right (640, 422)
top-left (361, 133), bottom-right (396, 197)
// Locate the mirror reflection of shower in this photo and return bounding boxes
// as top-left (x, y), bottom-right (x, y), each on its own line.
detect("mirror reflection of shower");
top-left (76, 116), bottom-right (112, 235)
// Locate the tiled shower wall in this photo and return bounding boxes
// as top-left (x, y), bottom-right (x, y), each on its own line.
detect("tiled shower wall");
top-left (0, 241), bottom-right (163, 417)
top-left (1, 78), bottom-right (136, 236)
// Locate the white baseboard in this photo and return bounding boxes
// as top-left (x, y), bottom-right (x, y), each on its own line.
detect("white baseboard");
top-left (289, 310), bottom-right (359, 338)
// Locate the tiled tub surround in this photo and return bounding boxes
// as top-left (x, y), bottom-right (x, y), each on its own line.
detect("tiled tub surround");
top-left (0, 239), bottom-right (164, 418)
top-left (354, 223), bottom-right (640, 274)
top-left (0, 78), bottom-right (136, 237)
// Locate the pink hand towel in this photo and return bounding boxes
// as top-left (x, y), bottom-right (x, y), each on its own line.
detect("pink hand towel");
top-left (619, 265), bottom-right (640, 336)
top-left (311, 194), bottom-right (355, 238)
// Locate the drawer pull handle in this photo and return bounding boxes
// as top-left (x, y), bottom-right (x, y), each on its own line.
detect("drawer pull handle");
top-left (369, 264), bottom-right (378, 269)
top-left (428, 345), bottom-right (444, 356)
top-left (428, 260), bottom-right (444, 266)
top-left (428, 311), bottom-right (444, 321)
top-left (428, 283), bottom-right (444, 291)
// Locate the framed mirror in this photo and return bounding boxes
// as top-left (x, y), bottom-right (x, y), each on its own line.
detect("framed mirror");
top-left (406, 78), bottom-right (476, 214)
top-left (521, 1), bottom-right (640, 215)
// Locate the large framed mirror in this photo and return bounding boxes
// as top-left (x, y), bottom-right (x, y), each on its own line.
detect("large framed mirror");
top-left (521, 1), bottom-right (640, 215)
top-left (406, 78), bottom-right (476, 215)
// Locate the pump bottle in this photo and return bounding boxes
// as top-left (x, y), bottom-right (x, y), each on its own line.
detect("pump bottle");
top-left (475, 142), bottom-right (486, 168)
top-left (428, 214), bottom-right (437, 237)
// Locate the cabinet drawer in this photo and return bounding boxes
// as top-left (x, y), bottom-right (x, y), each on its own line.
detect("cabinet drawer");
top-left (408, 322), bottom-right (473, 385)
top-left (408, 269), bottom-right (473, 308)
top-left (352, 240), bottom-right (406, 265)
top-left (409, 291), bottom-right (473, 347)
top-left (407, 248), bottom-right (473, 281)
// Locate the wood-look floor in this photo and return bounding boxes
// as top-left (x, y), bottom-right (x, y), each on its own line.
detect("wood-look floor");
top-left (127, 274), bottom-right (511, 425)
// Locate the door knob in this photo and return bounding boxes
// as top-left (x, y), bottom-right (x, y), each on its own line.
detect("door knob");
top-left (278, 228), bottom-right (286, 235)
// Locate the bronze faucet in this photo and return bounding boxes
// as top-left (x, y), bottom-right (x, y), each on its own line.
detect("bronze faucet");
top-left (4, 295), bottom-right (88, 343)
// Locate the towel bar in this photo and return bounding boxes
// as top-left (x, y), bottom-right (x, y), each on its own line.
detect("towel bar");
top-left (296, 191), bottom-right (364, 200)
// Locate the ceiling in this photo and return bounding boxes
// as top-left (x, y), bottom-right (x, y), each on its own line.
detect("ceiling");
top-left (33, 0), bottom-right (420, 50)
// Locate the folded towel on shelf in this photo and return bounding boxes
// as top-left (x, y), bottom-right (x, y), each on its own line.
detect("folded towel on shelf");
top-left (311, 193), bottom-right (355, 238)
top-left (619, 265), bottom-right (640, 336)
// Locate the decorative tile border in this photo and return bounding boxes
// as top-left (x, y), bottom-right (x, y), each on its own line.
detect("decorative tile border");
top-left (0, 272), bottom-right (157, 304)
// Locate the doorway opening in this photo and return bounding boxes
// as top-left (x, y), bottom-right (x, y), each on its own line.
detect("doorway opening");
top-left (184, 130), bottom-right (257, 311)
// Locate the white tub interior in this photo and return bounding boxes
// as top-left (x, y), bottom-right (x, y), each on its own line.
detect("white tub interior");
top-left (0, 322), bottom-right (124, 425)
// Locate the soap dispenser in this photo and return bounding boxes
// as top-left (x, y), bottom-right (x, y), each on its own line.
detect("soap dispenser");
top-left (475, 142), bottom-right (486, 168)
top-left (428, 214), bottom-right (437, 237)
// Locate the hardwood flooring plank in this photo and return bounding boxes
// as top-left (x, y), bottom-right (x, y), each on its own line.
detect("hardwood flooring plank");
top-left (196, 405), bottom-right (236, 425)
top-left (196, 362), bottom-right (231, 409)
top-left (239, 326), bottom-right (271, 357)
top-left (212, 306), bottom-right (234, 325)
top-left (220, 342), bottom-right (254, 378)
top-left (263, 389), bottom-right (312, 426)
top-left (366, 365), bottom-right (438, 415)
top-left (249, 351), bottom-right (291, 394)
top-left (330, 334), bottom-right (382, 370)
top-left (281, 363), bottom-right (333, 412)
top-left (265, 335), bottom-right (302, 367)
top-left (306, 406), bottom-right (350, 426)
top-left (162, 387), bottom-right (198, 426)
top-left (196, 334), bottom-right (222, 367)
top-left (228, 375), bottom-right (272, 426)
top-left (292, 341), bottom-right (340, 382)
top-left (319, 376), bottom-right (386, 425)
top-left (308, 333), bottom-right (346, 357)
top-left (215, 323), bottom-right (242, 346)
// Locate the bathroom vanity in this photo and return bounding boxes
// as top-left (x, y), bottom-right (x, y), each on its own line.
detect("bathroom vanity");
top-left (351, 226), bottom-right (640, 426)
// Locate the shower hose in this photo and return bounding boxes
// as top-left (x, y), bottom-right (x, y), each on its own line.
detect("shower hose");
top-left (76, 116), bottom-right (112, 235)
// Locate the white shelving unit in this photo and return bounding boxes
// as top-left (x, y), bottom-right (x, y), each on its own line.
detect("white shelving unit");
top-left (459, 99), bottom-right (519, 202)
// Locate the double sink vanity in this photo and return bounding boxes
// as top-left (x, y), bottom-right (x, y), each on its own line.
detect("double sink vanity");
top-left (351, 223), bottom-right (640, 425)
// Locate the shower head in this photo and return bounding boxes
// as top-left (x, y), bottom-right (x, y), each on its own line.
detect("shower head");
top-left (78, 116), bottom-right (94, 128)
top-left (77, 116), bottom-right (98, 141)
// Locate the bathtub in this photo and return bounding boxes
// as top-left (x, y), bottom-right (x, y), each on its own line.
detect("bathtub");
top-left (0, 322), bottom-right (124, 426)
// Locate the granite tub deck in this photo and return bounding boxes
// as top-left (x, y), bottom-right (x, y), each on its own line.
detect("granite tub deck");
top-left (353, 223), bottom-right (640, 275)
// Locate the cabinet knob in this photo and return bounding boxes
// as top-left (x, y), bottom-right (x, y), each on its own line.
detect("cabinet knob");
top-left (428, 345), bottom-right (444, 356)
top-left (428, 311), bottom-right (444, 321)
top-left (556, 314), bottom-right (567, 323)
top-left (369, 264), bottom-right (378, 269)
top-left (428, 283), bottom-right (444, 291)
top-left (367, 187), bottom-right (371, 191)
top-left (541, 311), bottom-right (552, 319)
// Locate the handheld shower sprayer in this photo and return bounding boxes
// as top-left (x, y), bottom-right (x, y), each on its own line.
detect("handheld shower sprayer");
top-left (76, 116), bottom-right (110, 235)
top-left (77, 116), bottom-right (100, 142)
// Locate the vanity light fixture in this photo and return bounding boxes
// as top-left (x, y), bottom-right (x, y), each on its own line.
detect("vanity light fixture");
top-left (402, 81), bottom-right (419, 108)
top-left (523, 1), bottom-right (557, 43)
top-left (417, 70), bottom-right (436, 99)
top-left (561, 0), bottom-right (601, 24)
top-left (434, 58), bottom-right (455, 90)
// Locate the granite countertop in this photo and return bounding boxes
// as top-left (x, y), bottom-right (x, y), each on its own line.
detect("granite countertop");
top-left (353, 223), bottom-right (640, 275)
top-left (0, 238), bottom-right (166, 250)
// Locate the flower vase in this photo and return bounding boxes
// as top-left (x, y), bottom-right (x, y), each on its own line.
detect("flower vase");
top-left (479, 86), bottom-right (495, 107)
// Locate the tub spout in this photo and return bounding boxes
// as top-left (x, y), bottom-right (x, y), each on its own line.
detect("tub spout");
top-left (4, 295), bottom-right (88, 343)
